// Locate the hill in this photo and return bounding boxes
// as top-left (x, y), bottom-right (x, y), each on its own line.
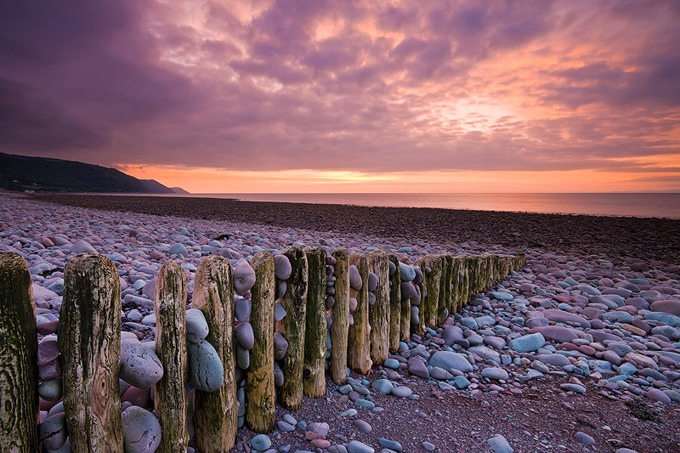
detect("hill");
top-left (0, 153), bottom-right (183, 194)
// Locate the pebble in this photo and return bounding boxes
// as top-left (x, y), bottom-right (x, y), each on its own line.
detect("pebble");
top-left (399, 262), bottom-right (416, 282)
top-left (428, 351), bottom-right (473, 373)
top-left (421, 441), bottom-right (436, 451)
top-left (560, 383), bottom-right (586, 394)
top-left (392, 386), bottom-right (412, 397)
top-left (371, 378), bottom-right (394, 394)
top-left (354, 419), bottom-right (372, 433)
top-left (508, 333), bottom-right (545, 352)
top-left (347, 440), bottom-right (374, 453)
top-left (251, 434), bottom-right (272, 451)
top-left (235, 298), bottom-right (252, 322)
top-left (235, 321), bottom-right (255, 350)
top-left (121, 406), bottom-right (162, 453)
top-left (233, 259), bottom-right (256, 296)
top-left (188, 339), bottom-right (224, 391)
top-left (119, 340), bottom-right (164, 389)
top-left (274, 332), bottom-right (289, 360)
top-left (38, 378), bottom-right (62, 401)
top-left (274, 254), bottom-right (293, 280)
top-left (378, 438), bottom-right (403, 452)
top-left (574, 431), bottom-right (595, 446)
top-left (186, 308), bottom-right (209, 340)
top-left (647, 387), bottom-right (672, 403)
top-left (367, 272), bottom-right (379, 292)
top-left (487, 434), bottom-right (513, 453)
top-left (482, 367), bottom-right (509, 380)
top-left (40, 412), bottom-right (68, 450)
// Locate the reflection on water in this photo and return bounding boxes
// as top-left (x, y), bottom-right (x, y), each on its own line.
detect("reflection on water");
top-left (190, 193), bottom-right (680, 219)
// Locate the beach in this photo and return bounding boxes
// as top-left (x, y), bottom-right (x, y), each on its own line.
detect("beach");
top-left (3, 192), bottom-right (680, 452)
top-left (28, 193), bottom-right (680, 264)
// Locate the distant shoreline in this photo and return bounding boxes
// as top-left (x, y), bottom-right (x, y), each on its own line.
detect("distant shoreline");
top-left (26, 192), bottom-right (680, 264)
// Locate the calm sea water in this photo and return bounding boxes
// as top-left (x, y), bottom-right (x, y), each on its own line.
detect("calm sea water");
top-left (183, 193), bottom-right (680, 219)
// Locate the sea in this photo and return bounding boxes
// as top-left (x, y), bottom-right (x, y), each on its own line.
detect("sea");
top-left (173, 193), bottom-right (680, 219)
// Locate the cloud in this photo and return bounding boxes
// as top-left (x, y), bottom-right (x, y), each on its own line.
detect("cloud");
top-left (0, 0), bottom-right (678, 181)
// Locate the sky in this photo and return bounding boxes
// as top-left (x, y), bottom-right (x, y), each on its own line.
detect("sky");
top-left (1, 0), bottom-right (679, 193)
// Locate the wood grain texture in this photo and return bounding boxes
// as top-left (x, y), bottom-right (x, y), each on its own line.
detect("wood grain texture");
top-left (154, 261), bottom-right (189, 453)
top-left (278, 247), bottom-right (308, 409)
top-left (0, 252), bottom-right (39, 452)
top-left (367, 252), bottom-right (389, 365)
top-left (330, 248), bottom-right (349, 385)
top-left (440, 255), bottom-right (454, 323)
top-left (302, 247), bottom-right (327, 398)
top-left (422, 255), bottom-right (443, 329)
top-left (193, 255), bottom-right (238, 452)
top-left (399, 259), bottom-right (412, 342)
top-left (387, 254), bottom-right (401, 353)
top-left (246, 252), bottom-right (276, 433)
top-left (451, 256), bottom-right (465, 315)
top-left (347, 254), bottom-right (371, 374)
top-left (59, 253), bottom-right (123, 452)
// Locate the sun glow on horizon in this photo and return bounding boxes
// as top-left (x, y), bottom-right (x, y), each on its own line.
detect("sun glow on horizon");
top-left (118, 164), bottom-right (680, 194)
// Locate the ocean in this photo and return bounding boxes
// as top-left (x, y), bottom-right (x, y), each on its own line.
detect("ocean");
top-left (180, 193), bottom-right (680, 219)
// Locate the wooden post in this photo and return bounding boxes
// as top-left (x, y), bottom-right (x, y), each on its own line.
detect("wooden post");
top-left (193, 256), bottom-right (238, 452)
top-left (387, 254), bottom-right (401, 352)
top-left (451, 256), bottom-right (464, 314)
top-left (465, 256), bottom-right (478, 299)
top-left (367, 251), bottom-right (389, 365)
top-left (154, 261), bottom-right (189, 453)
top-left (303, 247), bottom-right (327, 398)
top-left (0, 253), bottom-right (39, 451)
top-left (399, 260), bottom-right (412, 342)
top-left (278, 247), bottom-right (308, 410)
top-left (423, 255), bottom-right (443, 329)
top-left (413, 258), bottom-right (426, 335)
top-left (441, 255), bottom-right (454, 322)
top-left (330, 248), bottom-right (349, 385)
top-left (491, 255), bottom-right (501, 285)
top-left (59, 253), bottom-right (124, 451)
top-left (246, 252), bottom-right (276, 433)
top-left (347, 254), bottom-right (371, 374)
top-left (482, 255), bottom-right (492, 291)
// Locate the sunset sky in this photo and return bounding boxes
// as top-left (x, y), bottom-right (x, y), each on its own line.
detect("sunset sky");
top-left (1, 0), bottom-right (679, 193)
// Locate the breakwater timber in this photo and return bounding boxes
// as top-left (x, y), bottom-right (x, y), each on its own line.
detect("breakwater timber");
top-left (0, 248), bottom-right (525, 451)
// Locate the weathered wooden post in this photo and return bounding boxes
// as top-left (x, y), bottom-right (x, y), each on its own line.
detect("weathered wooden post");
top-left (330, 248), bottom-right (349, 385)
top-left (367, 251), bottom-right (389, 365)
top-left (59, 253), bottom-right (124, 451)
top-left (193, 256), bottom-right (238, 452)
top-left (465, 256), bottom-right (479, 299)
top-left (303, 247), bottom-right (327, 398)
top-left (416, 255), bottom-right (442, 330)
top-left (0, 253), bottom-right (39, 451)
top-left (491, 255), bottom-right (501, 285)
top-left (451, 256), bottom-right (464, 314)
top-left (246, 252), bottom-right (276, 433)
top-left (278, 247), bottom-right (308, 409)
top-left (387, 254), bottom-right (401, 352)
top-left (399, 260), bottom-right (412, 342)
top-left (154, 260), bottom-right (189, 453)
top-left (348, 253), bottom-right (372, 374)
top-left (438, 255), bottom-right (451, 325)
top-left (483, 255), bottom-right (492, 291)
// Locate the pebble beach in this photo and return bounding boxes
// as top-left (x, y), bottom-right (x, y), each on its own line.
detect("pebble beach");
top-left (2, 191), bottom-right (680, 453)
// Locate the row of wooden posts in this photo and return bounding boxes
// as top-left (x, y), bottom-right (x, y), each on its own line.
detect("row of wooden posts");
top-left (0, 249), bottom-right (526, 452)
